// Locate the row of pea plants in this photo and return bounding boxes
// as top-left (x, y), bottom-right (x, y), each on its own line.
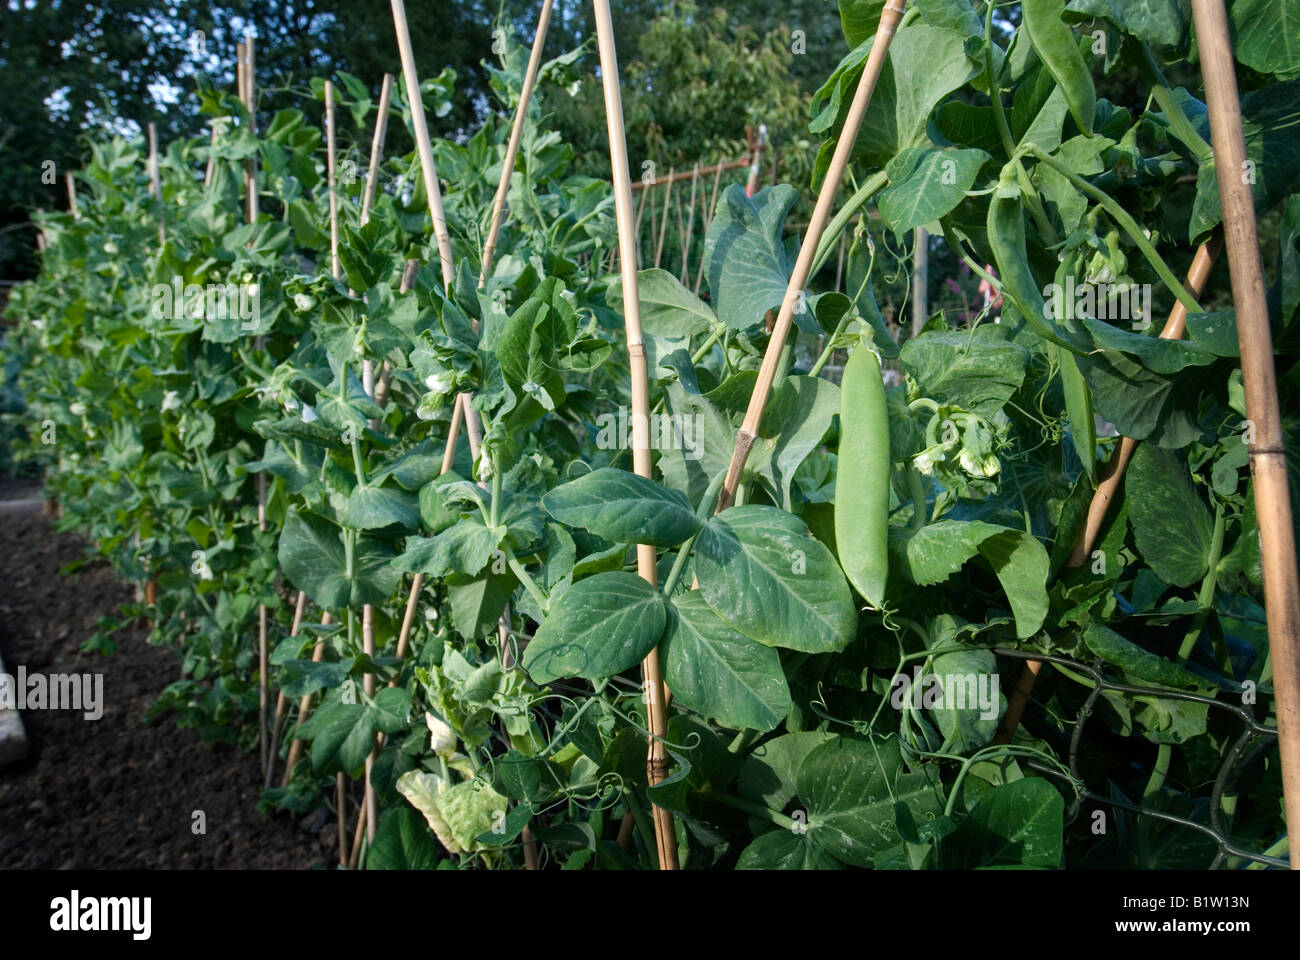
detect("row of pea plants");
top-left (5, 1), bottom-right (1295, 868)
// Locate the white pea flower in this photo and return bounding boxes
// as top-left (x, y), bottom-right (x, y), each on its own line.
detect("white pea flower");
top-left (161, 390), bottom-right (182, 412)
top-left (293, 293), bottom-right (315, 312)
top-left (301, 404), bottom-right (318, 423)
top-left (69, 401), bottom-right (87, 416)
top-left (568, 80), bottom-right (581, 97)
top-left (102, 241), bottom-right (119, 255)
top-left (246, 282), bottom-right (260, 297)
top-left (284, 396), bottom-right (300, 413)
top-left (425, 371), bottom-right (453, 394)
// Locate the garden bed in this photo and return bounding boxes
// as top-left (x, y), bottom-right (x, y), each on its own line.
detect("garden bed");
top-left (0, 492), bottom-right (329, 869)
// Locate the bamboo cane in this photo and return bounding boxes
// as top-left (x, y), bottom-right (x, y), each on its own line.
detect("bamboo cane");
top-left (258, 472), bottom-right (269, 776)
top-left (391, 0), bottom-right (456, 287)
top-left (1191, 0), bottom-right (1300, 866)
top-left (630, 159), bottom-right (748, 191)
top-left (204, 121), bottom-right (218, 188)
top-left (337, 772), bottom-right (349, 866)
top-left (360, 74), bottom-right (395, 227)
top-left (362, 602), bottom-right (377, 843)
top-left (996, 240), bottom-right (1222, 745)
top-left (282, 611), bottom-right (333, 787)
top-left (265, 589), bottom-right (308, 788)
top-left (654, 168), bottom-right (675, 268)
top-left (325, 80), bottom-right (340, 279)
top-left (65, 173), bottom-right (78, 219)
top-left (680, 163), bottom-right (700, 286)
top-left (147, 122), bottom-right (164, 246)
top-left (480, 0), bottom-right (555, 285)
top-left (593, 0), bottom-right (678, 870)
top-left (715, 0), bottom-right (908, 514)
top-left (362, 75), bottom-right (395, 432)
top-left (350, 794), bottom-right (367, 869)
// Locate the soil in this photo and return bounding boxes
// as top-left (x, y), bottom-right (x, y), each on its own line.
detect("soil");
top-left (0, 485), bottom-right (333, 869)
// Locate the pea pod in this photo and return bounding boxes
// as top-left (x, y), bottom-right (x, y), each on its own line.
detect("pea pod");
top-left (1052, 253), bottom-right (1096, 484)
top-left (985, 165), bottom-right (1091, 354)
top-left (835, 341), bottom-right (890, 608)
top-left (1022, 0), bottom-right (1095, 136)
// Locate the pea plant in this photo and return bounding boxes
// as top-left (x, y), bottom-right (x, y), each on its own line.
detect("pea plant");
top-left (4, 0), bottom-right (1297, 869)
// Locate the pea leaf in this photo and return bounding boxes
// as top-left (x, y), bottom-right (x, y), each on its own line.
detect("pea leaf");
top-left (1064, 0), bottom-right (1189, 48)
top-left (900, 327), bottom-right (1029, 418)
top-left (736, 829), bottom-right (837, 870)
top-left (1228, 0), bottom-right (1300, 79)
top-left (879, 147), bottom-right (990, 239)
top-left (889, 520), bottom-right (1050, 638)
top-left (393, 519), bottom-right (503, 578)
top-left (942, 778), bottom-right (1063, 868)
top-left (541, 468), bottom-right (700, 547)
top-left (367, 807), bottom-right (441, 870)
top-left (1126, 444), bottom-right (1213, 587)
top-left (704, 184), bottom-right (800, 331)
top-left (522, 572), bottom-right (667, 682)
top-left (608, 268), bottom-right (716, 339)
top-left (798, 736), bottom-right (944, 867)
top-left (337, 483), bottom-right (421, 531)
top-left (278, 509), bottom-right (401, 608)
top-left (695, 505), bottom-right (857, 654)
top-left (662, 592), bottom-right (792, 733)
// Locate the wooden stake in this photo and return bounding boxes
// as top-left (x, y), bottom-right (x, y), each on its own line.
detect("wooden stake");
top-left (282, 611), bottom-right (332, 787)
top-left (654, 167), bottom-right (675, 268)
top-left (325, 79), bottom-right (340, 279)
top-left (680, 163), bottom-right (701, 286)
top-left (337, 772), bottom-right (349, 867)
top-left (65, 172), bottom-right (78, 219)
top-left (593, 0), bottom-right (678, 870)
top-left (258, 471), bottom-right (269, 776)
top-left (360, 74), bottom-right (395, 227)
top-left (266, 589), bottom-right (308, 789)
top-left (362, 602), bottom-right (377, 843)
top-left (391, 0), bottom-right (456, 287)
top-left (148, 122), bottom-right (165, 245)
top-left (715, 0), bottom-right (908, 513)
top-left (1192, 0), bottom-right (1300, 865)
top-left (479, 0), bottom-right (556, 285)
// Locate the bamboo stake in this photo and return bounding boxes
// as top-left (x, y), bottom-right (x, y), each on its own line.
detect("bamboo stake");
top-left (147, 122), bottom-right (164, 246)
top-left (258, 472), bottom-right (269, 776)
top-left (65, 173), bottom-right (79, 219)
top-left (282, 611), bottom-right (333, 787)
top-left (593, 0), bottom-right (678, 870)
top-left (266, 589), bottom-right (308, 788)
top-left (360, 74), bottom-right (395, 227)
top-left (246, 36), bottom-right (257, 226)
top-left (715, 0), bottom-right (908, 513)
top-left (654, 167), bottom-right (675, 268)
top-left (1192, 0), bottom-right (1300, 865)
top-left (479, 0), bottom-right (555, 285)
top-left (680, 162), bottom-right (700, 286)
top-left (630, 158), bottom-right (747, 191)
top-left (337, 773), bottom-right (349, 866)
top-left (350, 794), bottom-right (367, 869)
top-left (362, 74), bottom-right (396, 433)
top-left (204, 121), bottom-right (217, 188)
top-left (325, 80), bottom-right (340, 279)
top-left (996, 240), bottom-right (1222, 745)
top-left (362, 602), bottom-right (377, 843)
top-left (391, 0), bottom-right (455, 287)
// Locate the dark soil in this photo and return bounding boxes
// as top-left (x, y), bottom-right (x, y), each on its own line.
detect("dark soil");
top-left (0, 494), bottom-right (332, 869)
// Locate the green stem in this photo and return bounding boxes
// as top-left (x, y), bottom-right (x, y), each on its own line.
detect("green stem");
top-left (986, 2), bottom-right (1016, 161)
top-left (1136, 44), bottom-right (1214, 161)
top-left (908, 467), bottom-right (927, 530)
top-left (707, 790), bottom-right (799, 831)
top-left (1025, 147), bottom-right (1204, 314)
top-left (661, 470), bottom-right (727, 598)
top-left (502, 543), bottom-right (549, 615)
top-left (810, 171), bottom-right (889, 276)
top-left (624, 789), bottom-right (657, 865)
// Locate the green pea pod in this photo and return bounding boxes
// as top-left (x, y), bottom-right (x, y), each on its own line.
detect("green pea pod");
top-left (1022, 0), bottom-right (1095, 136)
top-left (835, 341), bottom-right (890, 608)
top-left (985, 166), bottom-right (1090, 354)
top-left (1051, 254), bottom-right (1096, 484)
